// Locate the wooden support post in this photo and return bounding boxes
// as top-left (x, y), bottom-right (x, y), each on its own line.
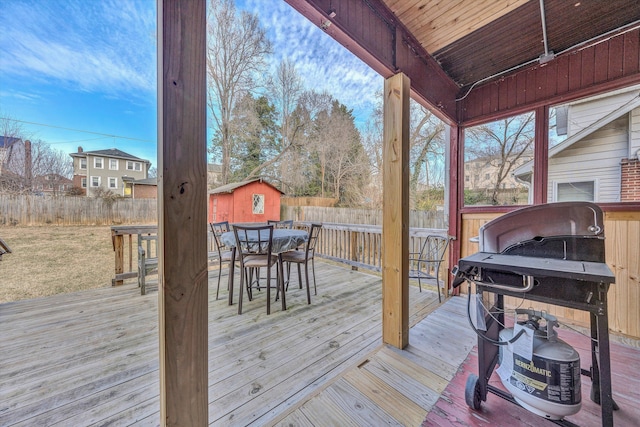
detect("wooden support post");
top-left (447, 124), bottom-right (462, 295)
top-left (158, 1), bottom-right (208, 425)
top-left (112, 232), bottom-right (124, 286)
top-left (382, 73), bottom-right (410, 349)
top-left (534, 105), bottom-right (550, 205)
top-left (350, 231), bottom-right (358, 270)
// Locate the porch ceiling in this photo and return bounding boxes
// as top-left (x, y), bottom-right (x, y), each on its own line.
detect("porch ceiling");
top-left (285, 0), bottom-right (640, 123)
top-left (386, 0), bottom-right (640, 88)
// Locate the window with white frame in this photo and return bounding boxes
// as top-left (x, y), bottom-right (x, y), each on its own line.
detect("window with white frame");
top-left (80, 158), bottom-right (87, 169)
top-left (109, 159), bottom-right (118, 170)
top-left (94, 157), bottom-right (104, 169)
top-left (108, 177), bottom-right (118, 189)
top-left (81, 177), bottom-right (87, 188)
top-left (91, 176), bottom-right (101, 187)
top-left (252, 194), bottom-right (264, 214)
top-left (554, 180), bottom-right (596, 202)
top-left (126, 161), bottom-right (142, 171)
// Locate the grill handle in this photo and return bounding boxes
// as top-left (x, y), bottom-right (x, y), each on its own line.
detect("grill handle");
top-left (473, 275), bottom-right (535, 293)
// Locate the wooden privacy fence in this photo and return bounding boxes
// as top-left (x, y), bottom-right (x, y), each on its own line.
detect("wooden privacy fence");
top-left (282, 205), bottom-right (445, 228)
top-left (111, 222), bottom-right (450, 287)
top-left (0, 195), bottom-right (157, 225)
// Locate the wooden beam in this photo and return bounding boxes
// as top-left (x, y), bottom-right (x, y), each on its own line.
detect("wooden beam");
top-left (382, 73), bottom-right (410, 349)
top-left (446, 124), bottom-right (462, 295)
top-left (157, 0), bottom-right (208, 425)
top-left (533, 106), bottom-right (549, 205)
top-left (284, 0), bottom-right (459, 124)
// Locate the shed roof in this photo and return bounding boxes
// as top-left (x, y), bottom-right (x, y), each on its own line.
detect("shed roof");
top-left (209, 178), bottom-right (284, 195)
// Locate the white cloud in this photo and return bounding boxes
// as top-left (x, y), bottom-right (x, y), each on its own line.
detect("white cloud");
top-left (239, 0), bottom-right (382, 118)
top-left (0, 0), bottom-right (156, 98)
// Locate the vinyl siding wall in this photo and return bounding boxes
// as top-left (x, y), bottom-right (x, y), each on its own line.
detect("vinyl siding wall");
top-left (548, 116), bottom-right (629, 203)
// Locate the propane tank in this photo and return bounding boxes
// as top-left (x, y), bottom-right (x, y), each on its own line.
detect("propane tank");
top-left (498, 310), bottom-right (581, 420)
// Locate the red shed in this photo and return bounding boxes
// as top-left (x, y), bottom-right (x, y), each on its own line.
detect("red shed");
top-left (208, 178), bottom-right (284, 224)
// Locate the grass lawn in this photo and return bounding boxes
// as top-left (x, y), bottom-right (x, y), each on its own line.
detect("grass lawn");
top-left (0, 226), bottom-right (115, 303)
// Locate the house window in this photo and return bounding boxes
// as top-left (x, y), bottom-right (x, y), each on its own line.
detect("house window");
top-left (59, 185), bottom-right (64, 191)
top-left (127, 161), bottom-right (142, 171)
top-left (555, 181), bottom-right (595, 202)
top-left (48, 183), bottom-right (53, 189)
top-left (109, 159), bottom-right (118, 170)
top-left (94, 157), bottom-right (104, 169)
top-left (91, 176), bottom-right (101, 187)
top-left (81, 178), bottom-right (87, 188)
top-left (252, 194), bottom-right (264, 214)
top-left (108, 177), bottom-right (118, 189)
top-left (80, 158), bottom-right (87, 169)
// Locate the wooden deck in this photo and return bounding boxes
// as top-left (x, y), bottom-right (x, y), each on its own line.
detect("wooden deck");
top-left (3, 261), bottom-right (637, 426)
top-left (1, 262), bottom-right (469, 426)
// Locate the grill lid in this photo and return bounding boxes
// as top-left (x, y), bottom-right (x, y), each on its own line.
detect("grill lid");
top-left (479, 202), bottom-right (604, 254)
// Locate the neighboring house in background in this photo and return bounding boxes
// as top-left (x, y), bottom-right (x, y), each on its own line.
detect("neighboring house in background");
top-left (515, 85), bottom-right (640, 203)
top-left (33, 174), bottom-right (73, 196)
top-left (123, 177), bottom-right (157, 199)
top-left (69, 147), bottom-right (151, 197)
top-left (207, 163), bottom-right (222, 188)
top-left (0, 136), bottom-right (21, 175)
top-left (465, 153), bottom-right (532, 190)
top-left (208, 178), bottom-right (283, 223)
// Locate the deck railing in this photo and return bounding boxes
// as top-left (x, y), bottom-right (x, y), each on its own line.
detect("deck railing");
top-left (110, 223), bottom-right (449, 286)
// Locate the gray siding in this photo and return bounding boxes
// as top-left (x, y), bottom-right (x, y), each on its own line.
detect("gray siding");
top-left (548, 116), bottom-right (628, 203)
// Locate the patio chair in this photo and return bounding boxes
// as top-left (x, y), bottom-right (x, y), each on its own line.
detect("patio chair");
top-left (233, 224), bottom-right (284, 315)
top-left (210, 221), bottom-right (233, 300)
top-left (281, 223), bottom-right (322, 304)
top-left (267, 219), bottom-right (293, 229)
top-left (408, 235), bottom-right (450, 303)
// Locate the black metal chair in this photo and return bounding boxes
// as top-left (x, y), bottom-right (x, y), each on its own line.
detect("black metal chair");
top-left (281, 223), bottom-right (322, 304)
top-left (408, 235), bottom-right (450, 302)
top-left (210, 221), bottom-right (233, 300)
top-left (267, 219), bottom-right (293, 229)
top-left (233, 224), bottom-right (284, 315)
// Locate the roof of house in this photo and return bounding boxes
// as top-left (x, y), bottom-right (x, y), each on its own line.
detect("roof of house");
top-left (132, 178), bottom-right (157, 186)
top-left (0, 136), bottom-right (21, 149)
top-left (514, 93), bottom-right (640, 181)
top-left (69, 148), bottom-right (150, 163)
top-left (209, 178), bottom-right (283, 195)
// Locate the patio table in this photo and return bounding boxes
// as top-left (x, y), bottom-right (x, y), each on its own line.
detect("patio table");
top-left (220, 228), bottom-right (308, 306)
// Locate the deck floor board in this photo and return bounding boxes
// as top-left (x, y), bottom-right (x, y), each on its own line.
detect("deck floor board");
top-left (2, 262), bottom-right (637, 426)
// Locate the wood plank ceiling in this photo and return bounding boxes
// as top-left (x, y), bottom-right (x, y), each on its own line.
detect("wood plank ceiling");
top-left (383, 0), bottom-right (640, 88)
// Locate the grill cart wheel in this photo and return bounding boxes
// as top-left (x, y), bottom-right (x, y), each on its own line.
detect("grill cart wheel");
top-left (465, 374), bottom-right (482, 410)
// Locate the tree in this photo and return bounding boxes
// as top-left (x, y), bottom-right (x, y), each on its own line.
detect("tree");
top-left (206, 0), bottom-right (272, 185)
top-left (243, 59), bottom-right (305, 188)
top-left (229, 93), bottom-right (278, 180)
top-left (465, 112), bottom-right (534, 205)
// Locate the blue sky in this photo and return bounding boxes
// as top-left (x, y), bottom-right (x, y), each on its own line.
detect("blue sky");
top-left (0, 0), bottom-right (382, 168)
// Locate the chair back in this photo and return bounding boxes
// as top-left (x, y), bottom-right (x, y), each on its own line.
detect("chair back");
top-left (267, 219), bottom-right (293, 229)
top-left (232, 224), bottom-right (274, 260)
top-left (306, 223), bottom-right (322, 260)
top-left (420, 235), bottom-right (450, 264)
top-left (210, 221), bottom-right (230, 254)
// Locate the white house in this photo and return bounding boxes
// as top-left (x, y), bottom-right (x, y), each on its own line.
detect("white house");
top-left (515, 86), bottom-right (640, 203)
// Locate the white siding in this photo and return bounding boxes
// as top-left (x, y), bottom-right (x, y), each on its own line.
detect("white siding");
top-left (568, 88), bottom-right (640, 136)
top-left (631, 107), bottom-right (640, 158)
top-left (548, 116), bottom-right (628, 203)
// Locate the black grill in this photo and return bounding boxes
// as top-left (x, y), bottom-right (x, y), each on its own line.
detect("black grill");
top-left (453, 202), bottom-right (616, 426)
